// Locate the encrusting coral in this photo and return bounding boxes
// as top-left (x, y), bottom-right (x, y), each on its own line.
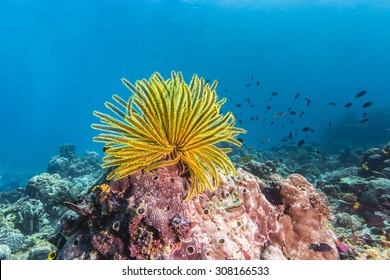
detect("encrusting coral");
top-left (92, 71), bottom-right (246, 199)
top-left (51, 167), bottom-right (338, 260)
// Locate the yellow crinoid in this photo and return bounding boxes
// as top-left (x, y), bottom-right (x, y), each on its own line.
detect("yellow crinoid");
top-left (92, 71), bottom-right (246, 200)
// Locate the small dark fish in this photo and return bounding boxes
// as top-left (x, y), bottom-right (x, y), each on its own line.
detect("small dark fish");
top-left (362, 112), bottom-right (367, 118)
top-left (304, 97), bottom-right (311, 106)
top-left (360, 118), bottom-right (369, 123)
top-left (250, 104), bottom-right (255, 108)
top-left (302, 127), bottom-right (311, 132)
top-left (290, 120), bottom-right (294, 124)
top-left (269, 97), bottom-right (272, 101)
top-left (205, 79), bottom-right (210, 84)
top-left (229, 97), bottom-right (232, 102)
top-left (270, 121), bottom-right (275, 125)
top-left (246, 84), bottom-right (251, 87)
top-left (310, 128), bottom-right (315, 133)
top-left (294, 93), bottom-right (300, 100)
top-left (266, 105), bottom-right (271, 111)
top-left (328, 102), bottom-right (336, 106)
top-left (271, 92), bottom-right (278, 96)
top-left (289, 132), bottom-right (292, 140)
top-left (355, 90), bottom-right (367, 98)
top-left (328, 122), bottom-right (332, 125)
top-left (236, 104), bottom-right (242, 107)
top-left (239, 119), bottom-right (242, 124)
top-left (250, 117), bottom-right (254, 121)
top-left (256, 81), bottom-right (260, 86)
top-left (290, 110), bottom-right (296, 115)
top-left (362, 102), bottom-right (373, 108)
top-left (262, 118), bottom-right (266, 125)
top-left (316, 149), bottom-right (320, 154)
top-left (251, 75), bottom-right (254, 80)
top-left (237, 137), bottom-right (244, 143)
top-left (274, 112), bottom-right (286, 118)
top-left (309, 243), bottom-right (332, 252)
top-left (280, 138), bottom-right (288, 142)
top-left (298, 140), bottom-right (305, 147)
top-left (245, 98), bottom-right (250, 103)
top-left (344, 102), bottom-right (352, 108)
top-left (224, 89), bottom-right (228, 93)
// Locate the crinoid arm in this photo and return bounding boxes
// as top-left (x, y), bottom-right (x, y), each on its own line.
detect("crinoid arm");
top-left (92, 71), bottom-right (246, 200)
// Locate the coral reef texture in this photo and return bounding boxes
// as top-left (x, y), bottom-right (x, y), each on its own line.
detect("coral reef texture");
top-left (52, 166), bottom-right (338, 260)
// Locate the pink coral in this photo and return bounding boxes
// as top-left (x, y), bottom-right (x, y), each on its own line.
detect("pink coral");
top-left (56, 165), bottom-right (338, 260)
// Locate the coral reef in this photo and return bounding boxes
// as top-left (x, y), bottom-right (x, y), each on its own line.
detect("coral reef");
top-left (48, 144), bottom-right (102, 178)
top-left (59, 143), bottom-right (77, 159)
top-left (242, 160), bottom-right (277, 180)
top-left (310, 142), bottom-right (390, 260)
top-left (334, 213), bottom-right (364, 231)
top-left (26, 173), bottom-right (74, 213)
top-left (51, 166), bottom-right (338, 260)
top-left (0, 213), bottom-right (24, 253)
top-left (27, 144), bottom-right (102, 219)
top-left (359, 143), bottom-right (390, 178)
top-left (0, 144), bottom-right (104, 260)
top-left (2, 198), bottom-right (47, 235)
top-left (47, 156), bottom-right (69, 178)
top-left (0, 244), bottom-right (11, 260)
top-left (358, 178), bottom-right (390, 210)
top-left (27, 246), bottom-right (52, 260)
top-left (2, 140), bottom-right (390, 260)
top-left (0, 188), bottom-right (25, 205)
top-left (322, 167), bottom-right (359, 183)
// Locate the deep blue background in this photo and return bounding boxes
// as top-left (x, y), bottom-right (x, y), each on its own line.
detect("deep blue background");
top-left (1, 0), bottom-right (390, 175)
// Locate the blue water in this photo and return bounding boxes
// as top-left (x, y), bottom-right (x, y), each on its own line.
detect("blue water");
top-left (1, 0), bottom-right (390, 179)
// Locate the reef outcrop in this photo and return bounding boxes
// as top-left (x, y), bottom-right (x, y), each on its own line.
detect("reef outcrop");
top-left (47, 144), bottom-right (102, 179)
top-left (359, 143), bottom-right (390, 179)
top-left (51, 166), bottom-right (338, 260)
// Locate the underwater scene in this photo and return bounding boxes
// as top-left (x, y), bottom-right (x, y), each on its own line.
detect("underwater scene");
top-left (0, 0), bottom-right (389, 260)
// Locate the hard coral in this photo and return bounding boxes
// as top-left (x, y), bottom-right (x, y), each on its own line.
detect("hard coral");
top-left (92, 71), bottom-right (246, 199)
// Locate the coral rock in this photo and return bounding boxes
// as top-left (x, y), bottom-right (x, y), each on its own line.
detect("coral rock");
top-left (275, 174), bottom-right (337, 259)
top-left (53, 167), bottom-right (338, 260)
top-left (0, 219), bottom-right (24, 253)
top-left (26, 173), bottom-right (74, 211)
top-left (27, 246), bottom-right (52, 260)
top-left (0, 244), bottom-right (12, 260)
